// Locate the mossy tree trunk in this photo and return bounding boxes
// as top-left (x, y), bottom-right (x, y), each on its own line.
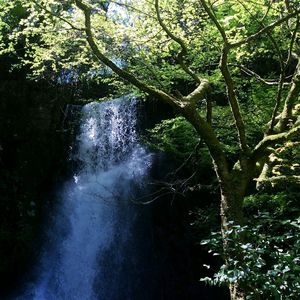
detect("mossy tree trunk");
top-left (219, 180), bottom-right (247, 300)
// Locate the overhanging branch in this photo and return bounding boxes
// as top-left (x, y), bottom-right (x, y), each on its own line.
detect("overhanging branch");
top-left (236, 64), bottom-right (291, 86)
top-left (32, 0), bottom-right (83, 31)
top-left (199, 0), bottom-right (228, 43)
top-left (255, 175), bottom-right (300, 186)
top-left (184, 79), bottom-right (210, 103)
top-left (154, 0), bottom-right (201, 84)
top-left (230, 8), bottom-right (300, 48)
top-left (74, 0), bottom-right (180, 108)
top-left (200, 0), bottom-right (249, 155)
top-left (277, 58), bottom-right (300, 131)
top-left (74, 0), bottom-right (230, 182)
top-left (251, 125), bottom-right (300, 161)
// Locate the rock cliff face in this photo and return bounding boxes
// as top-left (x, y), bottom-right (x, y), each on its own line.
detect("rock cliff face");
top-left (0, 77), bottom-right (74, 294)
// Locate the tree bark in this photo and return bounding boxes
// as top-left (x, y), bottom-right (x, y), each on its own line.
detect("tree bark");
top-left (219, 173), bottom-right (250, 300)
top-left (229, 283), bottom-right (246, 300)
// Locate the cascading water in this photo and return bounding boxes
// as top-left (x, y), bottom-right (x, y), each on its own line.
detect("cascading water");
top-left (16, 95), bottom-right (154, 300)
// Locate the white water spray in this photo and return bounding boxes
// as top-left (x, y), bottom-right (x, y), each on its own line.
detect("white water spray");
top-left (17, 96), bottom-right (152, 300)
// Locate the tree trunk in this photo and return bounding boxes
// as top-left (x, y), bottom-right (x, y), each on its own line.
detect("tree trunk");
top-left (219, 167), bottom-right (249, 227)
top-left (219, 177), bottom-right (248, 300)
top-left (229, 283), bottom-right (246, 300)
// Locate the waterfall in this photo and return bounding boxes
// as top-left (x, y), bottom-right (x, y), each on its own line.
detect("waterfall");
top-left (17, 95), bottom-right (153, 300)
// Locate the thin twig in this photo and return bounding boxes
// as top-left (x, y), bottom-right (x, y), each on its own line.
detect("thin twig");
top-left (201, 0), bottom-right (249, 155)
top-left (230, 8), bottom-right (300, 48)
top-left (155, 0), bottom-right (201, 84)
top-left (167, 140), bottom-right (202, 178)
top-left (234, 64), bottom-right (291, 86)
top-left (260, 0), bottom-right (273, 23)
top-left (109, 0), bottom-right (156, 19)
top-left (32, 0), bottom-right (83, 31)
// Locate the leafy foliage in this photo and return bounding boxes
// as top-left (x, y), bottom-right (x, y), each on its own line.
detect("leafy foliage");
top-left (148, 116), bottom-right (199, 158)
top-left (201, 215), bottom-right (300, 299)
top-left (1, 0), bottom-right (300, 298)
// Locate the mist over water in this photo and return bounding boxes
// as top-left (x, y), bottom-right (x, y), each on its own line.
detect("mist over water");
top-left (16, 96), bottom-right (154, 300)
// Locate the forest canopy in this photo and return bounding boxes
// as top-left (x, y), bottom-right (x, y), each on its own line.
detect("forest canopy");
top-left (1, 1), bottom-right (300, 299)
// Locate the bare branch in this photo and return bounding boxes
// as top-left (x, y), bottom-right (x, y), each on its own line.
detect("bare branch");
top-left (75, 0), bottom-right (229, 181)
top-left (235, 0), bottom-right (290, 135)
top-left (130, 172), bottom-right (198, 205)
top-left (206, 93), bottom-right (212, 125)
top-left (109, 0), bottom-right (155, 18)
top-left (285, 0), bottom-right (293, 14)
top-left (251, 125), bottom-right (300, 162)
top-left (184, 79), bottom-right (211, 103)
top-left (230, 8), bottom-right (300, 48)
top-left (236, 5), bottom-right (300, 134)
top-left (180, 103), bottom-right (230, 181)
top-left (286, 17), bottom-right (300, 66)
top-left (74, 0), bottom-right (181, 108)
top-left (201, 0), bottom-right (249, 155)
top-left (255, 175), bottom-right (300, 186)
top-left (131, 191), bottom-right (176, 205)
top-left (167, 140), bottom-right (202, 178)
top-left (200, 0), bottom-right (228, 43)
top-left (236, 64), bottom-right (291, 86)
top-left (277, 58), bottom-right (300, 131)
top-left (260, 0), bottom-right (273, 23)
top-left (32, 0), bottom-right (83, 31)
top-left (269, 74), bottom-right (286, 133)
top-left (154, 0), bottom-right (201, 84)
